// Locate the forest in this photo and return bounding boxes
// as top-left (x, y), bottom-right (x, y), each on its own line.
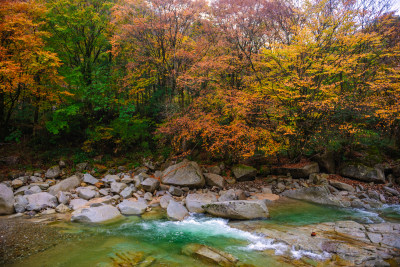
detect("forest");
top-left (1, 0), bottom-right (399, 166)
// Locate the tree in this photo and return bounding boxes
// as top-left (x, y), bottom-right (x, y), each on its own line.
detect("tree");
top-left (0, 0), bottom-right (61, 140)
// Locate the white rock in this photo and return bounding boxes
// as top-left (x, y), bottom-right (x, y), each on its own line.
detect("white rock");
top-left (77, 187), bottom-right (96, 200)
top-left (69, 198), bottom-right (88, 210)
top-left (0, 184), bottom-right (15, 215)
top-left (118, 199), bottom-right (148, 215)
top-left (120, 187), bottom-right (133, 199)
top-left (111, 182), bottom-right (127, 194)
top-left (186, 193), bottom-right (217, 213)
top-left (83, 173), bottom-right (98, 185)
top-left (71, 205), bottom-right (122, 223)
top-left (25, 192), bottom-right (58, 211)
top-left (167, 200), bottom-right (189, 221)
top-left (48, 175), bottom-right (81, 195)
top-left (160, 194), bottom-right (173, 209)
top-left (56, 203), bottom-right (70, 213)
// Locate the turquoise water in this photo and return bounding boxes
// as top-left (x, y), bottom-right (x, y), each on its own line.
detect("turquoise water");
top-left (11, 199), bottom-right (400, 267)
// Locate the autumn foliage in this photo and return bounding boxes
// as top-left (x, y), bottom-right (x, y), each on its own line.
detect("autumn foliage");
top-left (1, 0), bottom-right (399, 161)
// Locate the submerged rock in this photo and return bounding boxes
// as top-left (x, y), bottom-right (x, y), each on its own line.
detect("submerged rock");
top-left (0, 184), bottom-right (14, 215)
top-left (71, 204), bottom-right (122, 223)
top-left (202, 200), bottom-right (269, 220)
top-left (182, 243), bottom-right (238, 266)
top-left (167, 200), bottom-right (189, 221)
top-left (185, 192), bottom-right (217, 213)
top-left (162, 161), bottom-right (205, 188)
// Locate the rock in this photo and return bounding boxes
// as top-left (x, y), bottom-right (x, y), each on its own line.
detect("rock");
top-left (141, 178), bottom-right (160, 192)
top-left (120, 186), bottom-right (133, 199)
top-left (203, 200), bottom-right (269, 220)
top-left (25, 192), bottom-right (58, 211)
top-left (340, 164), bottom-right (385, 183)
top-left (118, 199), bottom-right (148, 215)
top-left (76, 162), bottom-right (89, 172)
top-left (204, 173), bottom-right (226, 188)
top-left (48, 175), bottom-right (81, 195)
top-left (41, 208), bottom-right (56, 215)
top-left (383, 186), bottom-right (399, 196)
top-left (315, 151), bottom-right (336, 173)
top-left (169, 185), bottom-right (183, 196)
top-left (249, 193), bottom-right (280, 203)
top-left (261, 186), bottom-right (273, 194)
top-left (182, 243), bottom-right (238, 266)
top-left (14, 195), bottom-right (27, 213)
top-left (281, 186), bottom-right (349, 207)
top-left (330, 180), bottom-right (355, 192)
top-left (0, 155), bottom-right (19, 165)
top-left (143, 192), bottom-right (153, 201)
top-left (102, 174), bottom-right (120, 184)
top-left (25, 185), bottom-right (42, 195)
top-left (45, 166), bottom-right (61, 179)
top-left (121, 176), bottom-right (134, 184)
top-left (71, 204), bottom-right (122, 223)
top-left (55, 203), bottom-right (70, 213)
top-left (99, 188), bottom-right (110, 196)
top-left (160, 194), bottom-right (174, 209)
top-left (185, 193), bottom-right (218, 213)
top-left (83, 173), bottom-right (98, 185)
top-left (59, 160), bottom-right (66, 168)
top-left (77, 188), bottom-right (96, 200)
top-left (110, 182), bottom-right (127, 194)
top-left (69, 198), bottom-right (88, 210)
top-left (208, 166), bottom-right (222, 175)
top-left (231, 165), bottom-right (257, 181)
top-left (56, 191), bottom-right (70, 204)
top-left (274, 162), bottom-right (320, 178)
top-left (11, 179), bottom-right (24, 189)
top-left (309, 173), bottom-right (329, 185)
top-left (218, 189), bottom-right (245, 202)
top-left (167, 200), bottom-right (189, 221)
top-left (30, 182), bottom-right (49, 190)
top-left (161, 161), bottom-right (205, 188)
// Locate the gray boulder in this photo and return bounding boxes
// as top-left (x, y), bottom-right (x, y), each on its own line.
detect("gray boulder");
top-left (274, 162), bottom-right (319, 178)
top-left (25, 185), bottom-right (42, 195)
top-left (232, 165), bottom-right (257, 181)
top-left (48, 175), bottom-right (81, 195)
top-left (56, 191), bottom-right (71, 204)
top-left (45, 166), bottom-right (61, 179)
top-left (185, 193), bottom-right (217, 213)
top-left (330, 180), bottom-right (355, 192)
top-left (204, 173), bottom-right (226, 188)
top-left (281, 186), bottom-right (349, 207)
top-left (169, 185), bottom-right (183, 196)
top-left (71, 204), bottom-right (122, 223)
top-left (0, 184), bottom-right (15, 215)
top-left (110, 182), bottom-right (127, 194)
top-left (77, 187), bottom-right (96, 200)
top-left (340, 164), bottom-right (385, 183)
top-left (83, 173), bottom-right (98, 185)
top-left (167, 200), bottom-right (189, 221)
top-left (203, 200), bottom-right (269, 220)
top-left (102, 174), bottom-right (120, 184)
top-left (162, 161), bottom-right (205, 188)
top-left (120, 186), bottom-right (133, 199)
top-left (118, 199), bottom-right (148, 215)
top-left (14, 195), bottom-right (28, 213)
top-left (160, 194), bottom-right (174, 209)
top-left (25, 192), bottom-right (58, 211)
top-left (69, 198), bottom-right (88, 210)
top-left (141, 178), bottom-right (160, 192)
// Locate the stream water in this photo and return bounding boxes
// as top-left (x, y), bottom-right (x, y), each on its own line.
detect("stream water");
top-left (11, 199), bottom-right (400, 267)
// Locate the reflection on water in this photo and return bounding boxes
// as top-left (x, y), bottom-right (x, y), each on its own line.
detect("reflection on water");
top-left (11, 200), bottom-right (400, 267)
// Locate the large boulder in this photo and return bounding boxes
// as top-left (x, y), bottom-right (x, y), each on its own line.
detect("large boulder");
top-left (161, 161), bottom-right (205, 188)
top-left (315, 152), bottom-right (336, 174)
top-left (118, 199), bottom-right (148, 215)
top-left (204, 173), bottom-right (226, 188)
top-left (182, 243), bottom-right (238, 266)
top-left (167, 200), bottom-right (189, 221)
top-left (274, 162), bottom-right (320, 178)
top-left (48, 175), bottom-right (81, 195)
top-left (45, 165), bottom-right (61, 179)
top-left (185, 193), bottom-right (218, 213)
top-left (71, 204), bottom-right (122, 223)
top-left (340, 164), bottom-right (385, 183)
top-left (202, 200), bottom-right (269, 220)
top-left (141, 178), bottom-right (160, 192)
top-left (0, 184), bottom-right (15, 214)
top-left (25, 192), bottom-right (58, 211)
top-left (231, 165), bottom-right (257, 181)
top-left (281, 186), bottom-right (349, 207)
